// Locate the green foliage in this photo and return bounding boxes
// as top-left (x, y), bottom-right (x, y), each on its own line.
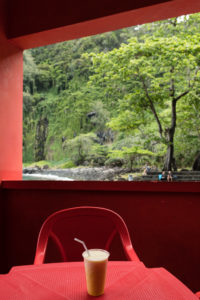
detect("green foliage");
top-left (23, 12), bottom-right (200, 171)
top-left (35, 63), bottom-right (53, 91)
top-left (105, 157), bottom-right (124, 167)
top-left (23, 51), bottom-right (38, 94)
top-left (88, 14), bottom-right (200, 169)
top-left (108, 146), bottom-right (156, 169)
top-left (59, 161), bottom-right (76, 169)
top-left (86, 144), bottom-right (109, 166)
top-left (63, 133), bottom-right (96, 165)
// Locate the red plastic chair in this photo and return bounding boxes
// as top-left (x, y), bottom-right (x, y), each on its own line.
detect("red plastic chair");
top-left (196, 292), bottom-right (200, 299)
top-left (34, 206), bottom-right (140, 264)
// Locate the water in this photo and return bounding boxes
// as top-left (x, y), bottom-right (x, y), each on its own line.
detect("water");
top-left (23, 173), bottom-right (73, 181)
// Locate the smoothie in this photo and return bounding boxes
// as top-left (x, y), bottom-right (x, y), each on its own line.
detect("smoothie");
top-left (82, 249), bottom-right (110, 296)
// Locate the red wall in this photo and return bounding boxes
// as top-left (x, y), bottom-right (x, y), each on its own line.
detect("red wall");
top-left (0, 0), bottom-right (23, 180)
top-left (1, 181), bottom-right (200, 293)
top-left (0, 183), bottom-right (5, 272)
top-left (0, 0), bottom-right (200, 295)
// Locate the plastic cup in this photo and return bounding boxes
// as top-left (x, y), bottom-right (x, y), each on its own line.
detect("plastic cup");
top-left (82, 249), bottom-right (110, 296)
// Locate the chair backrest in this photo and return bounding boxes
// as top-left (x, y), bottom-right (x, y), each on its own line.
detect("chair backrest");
top-left (34, 206), bottom-right (140, 264)
top-left (196, 292), bottom-right (200, 299)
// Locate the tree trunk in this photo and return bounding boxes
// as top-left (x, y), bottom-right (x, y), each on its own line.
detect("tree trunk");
top-left (193, 152), bottom-right (200, 170)
top-left (163, 128), bottom-right (177, 171)
top-left (140, 67), bottom-right (192, 172)
top-left (163, 97), bottom-right (177, 171)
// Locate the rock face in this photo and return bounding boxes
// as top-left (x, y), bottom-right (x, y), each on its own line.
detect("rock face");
top-left (35, 117), bottom-right (49, 161)
top-left (23, 166), bottom-right (125, 181)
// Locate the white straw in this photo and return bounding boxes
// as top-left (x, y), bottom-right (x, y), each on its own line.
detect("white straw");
top-left (74, 238), bottom-right (90, 256)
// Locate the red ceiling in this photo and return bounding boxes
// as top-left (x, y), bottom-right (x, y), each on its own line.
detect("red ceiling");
top-left (7, 0), bottom-right (171, 38)
top-left (6, 0), bottom-right (200, 49)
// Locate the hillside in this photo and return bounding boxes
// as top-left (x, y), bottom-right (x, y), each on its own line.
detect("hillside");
top-left (23, 13), bottom-right (200, 171)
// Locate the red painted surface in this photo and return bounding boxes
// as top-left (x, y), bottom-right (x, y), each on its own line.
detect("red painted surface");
top-left (8, 0), bottom-right (200, 50)
top-left (7, 0), bottom-right (171, 38)
top-left (1, 181), bottom-right (200, 293)
top-left (0, 0), bottom-right (200, 296)
top-left (0, 183), bottom-right (4, 273)
top-left (0, 0), bottom-right (23, 180)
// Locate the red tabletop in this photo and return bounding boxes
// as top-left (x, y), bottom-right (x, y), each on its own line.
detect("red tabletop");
top-left (0, 261), bottom-right (197, 299)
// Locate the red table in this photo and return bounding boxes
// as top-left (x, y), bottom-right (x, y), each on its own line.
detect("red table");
top-left (0, 261), bottom-right (197, 299)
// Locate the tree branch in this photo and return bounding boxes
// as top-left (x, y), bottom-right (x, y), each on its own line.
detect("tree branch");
top-left (139, 74), bottom-right (163, 138)
top-left (170, 67), bottom-right (200, 135)
top-left (170, 66), bottom-right (175, 97)
top-left (174, 90), bottom-right (190, 102)
top-left (173, 67), bottom-right (199, 103)
top-left (169, 18), bottom-right (177, 27)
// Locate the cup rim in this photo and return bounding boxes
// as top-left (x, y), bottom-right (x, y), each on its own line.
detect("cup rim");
top-left (82, 248), bottom-right (110, 260)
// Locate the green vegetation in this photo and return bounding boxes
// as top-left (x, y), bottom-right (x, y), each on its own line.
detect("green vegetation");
top-left (23, 13), bottom-right (200, 171)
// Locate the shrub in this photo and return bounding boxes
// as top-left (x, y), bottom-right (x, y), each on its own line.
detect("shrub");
top-left (105, 158), bottom-right (124, 167)
top-left (60, 161), bottom-right (75, 169)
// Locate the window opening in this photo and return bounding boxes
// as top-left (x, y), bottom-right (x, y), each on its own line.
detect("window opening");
top-left (23, 13), bottom-right (200, 182)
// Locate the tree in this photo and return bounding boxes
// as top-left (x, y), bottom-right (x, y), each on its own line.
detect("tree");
top-left (175, 89), bottom-right (200, 168)
top-left (108, 146), bottom-right (156, 170)
top-left (88, 23), bottom-right (200, 170)
top-left (23, 50), bottom-right (38, 94)
top-left (63, 133), bottom-right (96, 165)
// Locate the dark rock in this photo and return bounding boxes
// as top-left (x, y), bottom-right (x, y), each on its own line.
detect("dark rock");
top-left (23, 166), bottom-right (41, 174)
top-left (23, 166), bottom-right (124, 181)
top-left (43, 165), bottom-right (49, 170)
top-left (87, 111), bottom-right (96, 118)
top-left (35, 117), bottom-right (49, 161)
top-left (193, 153), bottom-right (200, 170)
